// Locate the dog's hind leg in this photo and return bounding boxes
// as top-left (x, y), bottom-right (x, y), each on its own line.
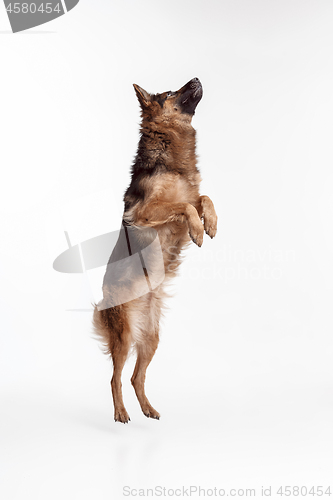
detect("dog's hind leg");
top-left (110, 333), bottom-right (132, 423)
top-left (131, 332), bottom-right (160, 420)
top-left (93, 305), bottom-right (132, 423)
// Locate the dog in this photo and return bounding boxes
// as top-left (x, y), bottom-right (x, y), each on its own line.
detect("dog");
top-left (93, 78), bottom-right (217, 423)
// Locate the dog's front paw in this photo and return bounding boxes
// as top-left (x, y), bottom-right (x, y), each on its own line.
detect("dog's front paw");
top-left (189, 220), bottom-right (204, 247)
top-left (203, 212), bottom-right (217, 239)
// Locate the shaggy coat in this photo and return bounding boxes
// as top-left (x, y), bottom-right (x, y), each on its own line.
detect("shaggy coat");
top-left (93, 78), bottom-right (217, 423)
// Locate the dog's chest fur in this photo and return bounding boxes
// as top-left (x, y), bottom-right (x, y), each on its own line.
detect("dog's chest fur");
top-left (148, 171), bottom-right (202, 273)
top-left (146, 171), bottom-right (201, 205)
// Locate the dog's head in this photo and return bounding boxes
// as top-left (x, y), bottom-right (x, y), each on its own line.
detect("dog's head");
top-left (133, 78), bottom-right (203, 124)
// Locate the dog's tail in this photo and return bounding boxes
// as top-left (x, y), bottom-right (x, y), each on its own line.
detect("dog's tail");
top-left (92, 302), bottom-right (112, 357)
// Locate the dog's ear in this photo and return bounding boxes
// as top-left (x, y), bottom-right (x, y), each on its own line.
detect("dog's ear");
top-left (133, 84), bottom-right (151, 107)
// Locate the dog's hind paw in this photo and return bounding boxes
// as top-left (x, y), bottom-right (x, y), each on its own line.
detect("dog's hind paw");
top-left (114, 408), bottom-right (131, 424)
top-left (142, 404), bottom-right (160, 420)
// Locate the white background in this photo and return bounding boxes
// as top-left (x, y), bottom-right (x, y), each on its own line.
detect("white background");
top-left (1, 0), bottom-right (333, 498)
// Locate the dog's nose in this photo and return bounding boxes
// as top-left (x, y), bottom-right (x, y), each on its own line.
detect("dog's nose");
top-left (190, 77), bottom-right (201, 89)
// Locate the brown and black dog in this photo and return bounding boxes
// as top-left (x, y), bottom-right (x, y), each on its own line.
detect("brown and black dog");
top-left (93, 78), bottom-right (217, 423)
